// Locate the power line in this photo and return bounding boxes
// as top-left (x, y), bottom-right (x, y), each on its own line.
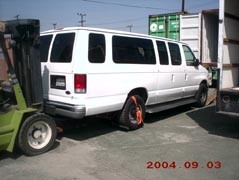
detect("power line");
top-left (88, 17), bottom-right (145, 26)
top-left (110, 24), bottom-right (147, 31)
top-left (81, 0), bottom-right (178, 11)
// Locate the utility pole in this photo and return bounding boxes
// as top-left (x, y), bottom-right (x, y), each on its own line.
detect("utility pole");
top-left (181, 0), bottom-right (185, 14)
top-left (14, 14), bottom-right (20, 20)
top-left (52, 23), bottom-right (57, 29)
top-left (126, 25), bottom-right (133, 32)
top-left (77, 13), bottom-right (86, 27)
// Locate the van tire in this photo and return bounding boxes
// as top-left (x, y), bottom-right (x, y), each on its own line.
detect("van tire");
top-left (195, 84), bottom-right (208, 107)
top-left (17, 113), bottom-right (57, 156)
top-left (119, 95), bottom-right (145, 130)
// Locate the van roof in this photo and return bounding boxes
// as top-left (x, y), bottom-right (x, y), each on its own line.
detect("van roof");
top-left (40, 26), bottom-right (184, 44)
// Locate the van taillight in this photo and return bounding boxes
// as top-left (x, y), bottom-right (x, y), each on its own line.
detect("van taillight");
top-left (74, 74), bottom-right (86, 93)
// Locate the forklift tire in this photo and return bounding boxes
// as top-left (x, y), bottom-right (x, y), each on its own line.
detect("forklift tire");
top-left (17, 113), bottom-right (57, 156)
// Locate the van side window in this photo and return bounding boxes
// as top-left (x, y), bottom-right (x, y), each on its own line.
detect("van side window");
top-left (113, 36), bottom-right (156, 64)
top-left (156, 41), bottom-right (169, 65)
top-left (183, 45), bottom-right (195, 66)
top-left (40, 35), bottom-right (53, 62)
top-left (88, 33), bottom-right (106, 63)
top-left (168, 42), bottom-right (181, 65)
top-left (50, 33), bottom-right (75, 63)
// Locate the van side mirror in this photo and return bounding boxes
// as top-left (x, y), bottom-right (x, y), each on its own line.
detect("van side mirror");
top-left (194, 59), bottom-right (200, 66)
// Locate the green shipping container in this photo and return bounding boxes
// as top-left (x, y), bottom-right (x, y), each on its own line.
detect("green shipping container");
top-left (149, 13), bottom-right (181, 40)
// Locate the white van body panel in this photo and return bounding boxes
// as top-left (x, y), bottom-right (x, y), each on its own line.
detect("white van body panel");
top-left (40, 27), bottom-right (208, 119)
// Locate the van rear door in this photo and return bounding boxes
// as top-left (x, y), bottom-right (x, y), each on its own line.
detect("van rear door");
top-left (41, 31), bottom-right (76, 102)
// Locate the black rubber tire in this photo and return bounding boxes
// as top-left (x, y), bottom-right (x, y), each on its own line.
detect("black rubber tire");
top-left (119, 95), bottom-right (145, 130)
top-left (195, 84), bottom-right (208, 107)
top-left (17, 113), bottom-right (57, 156)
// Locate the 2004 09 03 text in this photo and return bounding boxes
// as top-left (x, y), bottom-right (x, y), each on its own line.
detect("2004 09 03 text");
top-left (146, 161), bottom-right (222, 169)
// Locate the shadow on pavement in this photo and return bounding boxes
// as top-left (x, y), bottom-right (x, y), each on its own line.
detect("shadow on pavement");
top-left (187, 105), bottom-right (239, 139)
top-left (58, 105), bottom-right (194, 141)
top-left (0, 150), bottom-right (21, 161)
top-left (145, 105), bottom-right (192, 124)
top-left (57, 117), bottom-right (119, 141)
top-left (0, 140), bottom-right (60, 161)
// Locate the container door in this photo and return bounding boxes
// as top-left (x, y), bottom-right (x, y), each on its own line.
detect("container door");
top-left (180, 13), bottom-right (201, 60)
top-left (167, 14), bottom-right (180, 40)
top-left (201, 12), bottom-right (219, 64)
top-left (149, 16), bottom-right (167, 38)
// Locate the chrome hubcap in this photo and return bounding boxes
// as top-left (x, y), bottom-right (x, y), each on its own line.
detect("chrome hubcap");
top-left (27, 121), bottom-right (52, 149)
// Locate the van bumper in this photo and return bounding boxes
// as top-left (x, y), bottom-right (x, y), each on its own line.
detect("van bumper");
top-left (44, 101), bottom-right (86, 119)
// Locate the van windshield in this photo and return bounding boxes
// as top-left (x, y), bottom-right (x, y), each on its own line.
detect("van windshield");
top-left (50, 33), bottom-right (75, 63)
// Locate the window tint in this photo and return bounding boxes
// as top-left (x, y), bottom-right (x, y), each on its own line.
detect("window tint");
top-left (113, 36), bottom-right (156, 64)
top-left (88, 33), bottom-right (105, 63)
top-left (40, 35), bottom-right (53, 62)
top-left (168, 42), bottom-right (181, 65)
top-left (156, 41), bottom-right (169, 65)
top-left (183, 45), bottom-right (195, 66)
top-left (50, 33), bottom-right (75, 63)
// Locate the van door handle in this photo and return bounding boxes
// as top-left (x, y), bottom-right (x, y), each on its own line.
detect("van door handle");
top-left (185, 74), bottom-right (188, 81)
top-left (171, 74), bottom-right (175, 82)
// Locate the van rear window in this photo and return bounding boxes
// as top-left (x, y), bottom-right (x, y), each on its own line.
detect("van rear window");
top-left (50, 33), bottom-right (75, 63)
top-left (40, 35), bottom-right (53, 62)
top-left (113, 36), bottom-right (156, 64)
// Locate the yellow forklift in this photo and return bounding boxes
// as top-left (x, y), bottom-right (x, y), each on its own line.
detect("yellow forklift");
top-left (0, 20), bottom-right (56, 156)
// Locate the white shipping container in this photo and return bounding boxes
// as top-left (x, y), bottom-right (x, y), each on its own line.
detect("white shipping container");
top-left (216, 0), bottom-right (239, 116)
top-left (180, 10), bottom-right (219, 66)
top-left (180, 14), bottom-right (201, 60)
top-left (218, 0), bottom-right (239, 89)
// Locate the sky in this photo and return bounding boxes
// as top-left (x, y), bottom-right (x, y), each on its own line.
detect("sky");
top-left (0, 0), bottom-right (218, 34)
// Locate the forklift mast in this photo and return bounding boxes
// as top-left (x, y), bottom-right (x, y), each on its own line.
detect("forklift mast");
top-left (1, 19), bottom-right (43, 108)
top-left (0, 20), bottom-right (57, 156)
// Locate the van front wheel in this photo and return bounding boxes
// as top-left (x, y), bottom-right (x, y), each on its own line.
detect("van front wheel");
top-left (195, 84), bottom-right (208, 107)
top-left (119, 95), bottom-right (145, 130)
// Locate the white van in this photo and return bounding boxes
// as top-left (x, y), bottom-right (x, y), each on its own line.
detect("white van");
top-left (40, 27), bottom-right (209, 130)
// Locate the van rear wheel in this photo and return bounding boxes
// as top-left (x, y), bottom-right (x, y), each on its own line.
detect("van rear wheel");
top-left (119, 95), bottom-right (145, 130)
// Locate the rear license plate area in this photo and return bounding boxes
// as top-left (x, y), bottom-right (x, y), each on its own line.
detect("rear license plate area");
top-left (50, 75), bottom-right (66, 90)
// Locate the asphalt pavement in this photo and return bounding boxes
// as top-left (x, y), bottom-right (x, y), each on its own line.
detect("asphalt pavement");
top-left (0, 104), bottom-right (239, 180)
